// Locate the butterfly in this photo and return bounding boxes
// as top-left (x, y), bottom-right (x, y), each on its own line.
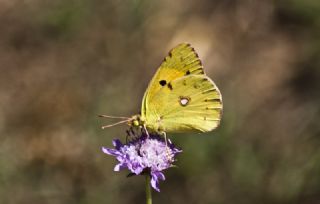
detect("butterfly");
top-left (101, 43), bottom-right (223, 135)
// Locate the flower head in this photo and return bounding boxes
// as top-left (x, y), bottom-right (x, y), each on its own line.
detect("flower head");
top-left (102, 134), bottom-right (181, 192)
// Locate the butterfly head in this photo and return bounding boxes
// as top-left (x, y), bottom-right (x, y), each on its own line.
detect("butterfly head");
top-left (129, 114), bottom-right (145, 128)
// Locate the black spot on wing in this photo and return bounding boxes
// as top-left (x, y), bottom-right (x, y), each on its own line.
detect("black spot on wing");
top-left (190, 68), bottom-right (204, 75)
top-left (159, 80), bottom-right (167, 86)
top-left (183, 80), bottom-right (187, 86)
top-left (193, 83), bottom-right (200, 89)
top-left (204, 98), bottom-right (221, 102)
top-left (186, 70), bottom-right (191, 75)
top-left (202, 88), bottom-right (216, 94)
top-left (168, 82), bottom-right (173, 90)
top-left (206, 107), bottom-right (221, 110)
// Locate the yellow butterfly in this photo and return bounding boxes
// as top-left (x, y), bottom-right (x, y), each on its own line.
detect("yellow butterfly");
top-left (101, 43), bottom-right (223, 134)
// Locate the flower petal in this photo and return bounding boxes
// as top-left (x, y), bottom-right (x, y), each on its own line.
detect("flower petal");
top-left (112, 139), bottom-right (123, 149)
top-left (150, 176), bottom-right (160, 192)
top-left (155, 171), bottom-right (165, 181)
top-left (114, 163), bottom-right (126, 171)
top-left (128, 162), bottom-right (144, 175)
top-left (150, 171), bottom-right (166, 192)
top-left (102, 147), bottom-right (120, 156)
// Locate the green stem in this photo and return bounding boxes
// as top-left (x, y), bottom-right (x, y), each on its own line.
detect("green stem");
top-left (146, 174), bottom-right (152, 204)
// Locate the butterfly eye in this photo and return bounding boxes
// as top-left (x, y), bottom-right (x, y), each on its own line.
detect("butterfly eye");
top-left (133, 120), bottom-right (140, 127)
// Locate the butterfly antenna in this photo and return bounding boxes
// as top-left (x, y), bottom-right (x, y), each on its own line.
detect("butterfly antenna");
top-left (101, 118), bottom-right (134, 129)
top-left (98, 115), bottom-right (131, 120)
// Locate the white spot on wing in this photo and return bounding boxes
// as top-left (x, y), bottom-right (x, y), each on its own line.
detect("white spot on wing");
top-left (179, 97), bottom-right (190, 106)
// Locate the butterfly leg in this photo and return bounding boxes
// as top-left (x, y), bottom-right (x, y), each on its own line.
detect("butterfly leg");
top-left (161, 131), bottom-right (173, 162)
top-left (126, 130), bottom-right (130, 144)
top-left (143, 125), bottom-right (150, 138)
top-left (126, 127), bottom-right (135, 143)
top-left (130, 127), bottom-right (136, 137)
top-left (162, 131), bottom-right (168, 149)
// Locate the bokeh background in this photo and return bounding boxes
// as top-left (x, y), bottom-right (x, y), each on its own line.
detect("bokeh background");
top-left (1, 0), bottom-right (320, 203)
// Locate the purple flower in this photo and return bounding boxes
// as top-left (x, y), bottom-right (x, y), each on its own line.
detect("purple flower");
top-left (102, 134), bottom-right (181, 192)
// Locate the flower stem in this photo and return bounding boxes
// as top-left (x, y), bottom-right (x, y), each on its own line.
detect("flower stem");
top-left (146, 174), bottom-right (152, 204)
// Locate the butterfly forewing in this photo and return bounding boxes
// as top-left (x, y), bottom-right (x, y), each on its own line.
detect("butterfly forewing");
top-left (142, 43), bottom-right (205, 116)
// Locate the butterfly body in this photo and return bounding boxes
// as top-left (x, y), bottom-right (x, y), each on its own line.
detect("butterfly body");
top-left (129, 43), bottom-right (223, 134)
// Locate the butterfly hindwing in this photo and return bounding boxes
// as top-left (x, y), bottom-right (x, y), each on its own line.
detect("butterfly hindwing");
top-left (144, 75), bottom-right (222, 132)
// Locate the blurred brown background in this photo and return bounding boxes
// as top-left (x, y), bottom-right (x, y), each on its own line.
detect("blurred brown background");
top-left (0, 0), bottom-right (320, 203)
